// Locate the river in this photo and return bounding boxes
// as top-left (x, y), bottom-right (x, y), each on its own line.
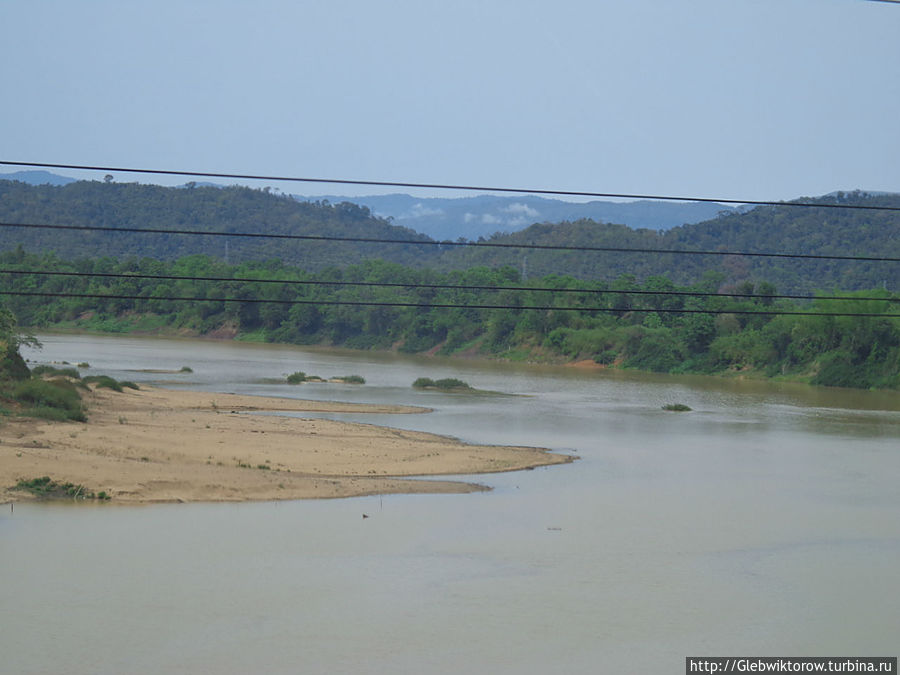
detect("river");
top-left (3, 334), bottom-right (899, 674)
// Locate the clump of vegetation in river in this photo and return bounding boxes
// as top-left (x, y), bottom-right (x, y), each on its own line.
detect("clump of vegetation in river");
top-left (662, 403), bottom-right (692, 412)
top-left (332, 375), bottom-right (365, 384)
top-left (286, 371), bottom-right (327, 384)
top-left (179, 366), bottom-right (193, 373)
top-left (14, 476), bottom-right (110, 500)
top-left (413, 377), bottom-right (473, 391)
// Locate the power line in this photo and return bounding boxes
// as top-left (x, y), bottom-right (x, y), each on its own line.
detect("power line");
top-left (1, 268), bottom-right (897, 304)
top-left (2, 159), bottom-right (899, 212)
top-left (3, 221), bottom-right (899, 263)
top-left (1, 289), bottom-right (897, 318)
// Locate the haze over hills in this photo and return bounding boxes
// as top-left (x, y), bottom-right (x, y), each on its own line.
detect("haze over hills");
top-left (0, 170), bottom-right (77, 186)
top-left (291, 193), bottom-right (737, 238)
top-left (0, 176), bottom-right (897, 293)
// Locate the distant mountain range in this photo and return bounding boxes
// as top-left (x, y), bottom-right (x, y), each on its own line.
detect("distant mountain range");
top-left (291, 193), bottom-right (738, 238)
top-left (1, 170), bottom-right (78, 187)
top-left (0, 170), bottom-right (734, 237)
top-left (1, 174), bottom-right (898, 293)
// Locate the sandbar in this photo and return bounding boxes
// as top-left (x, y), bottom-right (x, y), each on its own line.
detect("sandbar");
top-left (1, 385), bottom-right (573, 504)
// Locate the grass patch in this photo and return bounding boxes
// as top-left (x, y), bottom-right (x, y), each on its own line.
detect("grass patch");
top-left (82, 375), bottom-right (124, 392)
top-left (12, 379), bottom-right (86, 422)
top-left (31, 364), bottom-right (80, 378)
top-left (333, 374), bottom-right (366, 384)
top-left (14, 476), bottom-right (109, 500)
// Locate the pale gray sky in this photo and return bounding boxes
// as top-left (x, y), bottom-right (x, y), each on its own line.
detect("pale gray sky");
top-left (1, 0), bottom-right (898, 201)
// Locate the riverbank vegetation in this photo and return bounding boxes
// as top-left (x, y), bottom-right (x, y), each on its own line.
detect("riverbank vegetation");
top-left (1, 251), bottom-right (899, 389)
top-left (1, 315), bottom-right (138, 421)
top-left (14, 476), bottom-right (110, 500)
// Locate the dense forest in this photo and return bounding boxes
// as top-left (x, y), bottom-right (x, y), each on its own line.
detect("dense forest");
top-left (2, 250), bottom-right (898, 389)
top-left (0, 179), bottom-right (437, 269)
top-left (1, 179), bottom-right (898, 294)
top-left (437, 193), bottom-right (900, 293)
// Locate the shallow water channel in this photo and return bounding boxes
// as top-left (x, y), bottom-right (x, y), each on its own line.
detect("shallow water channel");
top-left (3, 334), bottom-right (899, 674)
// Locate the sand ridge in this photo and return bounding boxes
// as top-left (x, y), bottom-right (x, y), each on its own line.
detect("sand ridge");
top-left (1, 385), bottom-right (573, 504)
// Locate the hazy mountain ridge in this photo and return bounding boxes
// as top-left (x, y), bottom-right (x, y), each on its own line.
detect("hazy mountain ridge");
top-left (438, 192), bottom-right (900, 293)
top-left (1, 171), bottom-right (734, 235)
top-left (0, 177), bottom-right (897, 293)
top-left (293, 192), bottom-right (737, 238)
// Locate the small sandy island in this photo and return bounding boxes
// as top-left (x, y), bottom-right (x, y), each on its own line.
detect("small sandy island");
top-left (1, 386), bottom-right (572, 504)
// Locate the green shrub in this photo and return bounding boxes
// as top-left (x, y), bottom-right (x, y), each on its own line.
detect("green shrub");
top-left (31, 364), bottom-right (80, 379)
top-left (811, 351), bottom-right (871, 388)
top-left (13, 379), bottom-right (86, 421)
top-left (286, 371), bottom-right (307, 384)
top-left (623, 328), bottom-right (686, 373)
top-left (334, 375), bottom-right (365, 384)
top-left (77, 362), bottom-right (90, 368)
top-left (17, 476), bottom-right (53, 492)
top-left (15, 476), bottom-right (105, 500)
top-left (434, 378), bottom-right (471, 390)
top-left (82, 375), bottom-right (123, 392)
top-left (413, 377), bottom-right (471, 390)
top-left (594, 349), bottom-right (617, 365)
top-left (179, 366), bottom-right (193, 373)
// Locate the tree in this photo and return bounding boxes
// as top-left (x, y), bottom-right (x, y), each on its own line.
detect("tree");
top-left (0, 306), bottom-right (37, 381)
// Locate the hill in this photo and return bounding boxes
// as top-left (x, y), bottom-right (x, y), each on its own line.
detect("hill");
top-left (0, 172), bottom-right (736, 235)
top-left (436, 192), bottom-right (900, 293)
top-left (0, 170), bottom-right (77, 186)
top-left (0, 179), bottom-right (437, 270)
top-left (0, 180), bottom-right (897, 293)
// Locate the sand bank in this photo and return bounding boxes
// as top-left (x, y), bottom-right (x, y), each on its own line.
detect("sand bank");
top-left (1, 386), bottom-right (572, 504)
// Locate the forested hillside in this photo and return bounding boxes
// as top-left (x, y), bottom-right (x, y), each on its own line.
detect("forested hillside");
top-left (438, 192), bottom-right (900, 293)
top-left (1, 180), bottom-right (897, 294)
top-left (0, 179), bottom-right (436, 269)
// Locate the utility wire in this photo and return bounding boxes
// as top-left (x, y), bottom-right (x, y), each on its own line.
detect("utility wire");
top-left (2, 221), bottom-right (899, 263)
top-left (2, 160), bottom-right (899, 212)
top-left (1, 268), bottom-right (897, 304)
top-left (1, 290), bottom-right (897, 318)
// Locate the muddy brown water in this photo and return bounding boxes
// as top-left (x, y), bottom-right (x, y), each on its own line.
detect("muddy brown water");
top-left (3, 334), bottom-right (898, 674)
